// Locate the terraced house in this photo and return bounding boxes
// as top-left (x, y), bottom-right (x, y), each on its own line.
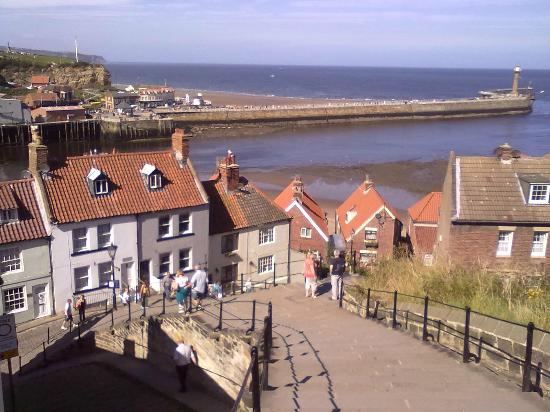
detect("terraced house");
top-left (29, 128), bottom-right (208, 313)
top-left (0, 178), bottom-right (52, 324)
top-left (435, 144), bottom-right (550, 271)
top-left (203, 151), bottom-right (291, 287)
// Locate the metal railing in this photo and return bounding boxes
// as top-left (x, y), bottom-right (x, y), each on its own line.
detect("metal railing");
top-left (338, 281), bottom-right (550, 397)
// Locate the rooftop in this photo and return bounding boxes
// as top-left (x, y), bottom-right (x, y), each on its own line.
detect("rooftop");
top-left (408, 192), bottom-right (441, 224)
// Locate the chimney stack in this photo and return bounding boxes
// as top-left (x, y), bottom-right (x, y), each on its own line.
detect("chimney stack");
top-left (172, 128), bottom-right (190, 165)
top-left (364, 173), bottom-right (374, 192)
top-left (495, 143), bottom-right (521, 164)
top-left (28, 126), bottom-right (49, 175)
top-left (292, 175), bottom-right (304, 203)
top-left (218, 150), bottom-right (240, 192)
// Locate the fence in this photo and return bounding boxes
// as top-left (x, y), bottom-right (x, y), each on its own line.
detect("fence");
top-left (338, 280), bottom-right (550, 398)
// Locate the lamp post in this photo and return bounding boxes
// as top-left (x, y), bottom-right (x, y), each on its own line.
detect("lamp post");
top-left (107, 243), bottom-right (117, 310)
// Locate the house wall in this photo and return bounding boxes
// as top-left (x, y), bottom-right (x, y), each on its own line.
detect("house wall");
top-left (50, 215), bottom-right (138, 313)
top-left (138, 204), bottom-right (209, 292)
top-left (0, 98), bottom-right (28, 125)
top-left (447, 224), bottom-right (550, 270)
top-left (0, 238), bottom-right (52, 324)
top-left (208, 221), bottom-right (290, 285)
top-left (348, 215), bottom-right (400, 259)
top-left (287, 206), bottom-right (327, 258)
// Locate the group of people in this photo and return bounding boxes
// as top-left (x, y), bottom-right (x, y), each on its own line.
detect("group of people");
top-left (161, 265), bottom-right (208, 313)
top-left (61, 294), bottom-right (86, 330)
top-left (303, 250), bottom-right (346, 300)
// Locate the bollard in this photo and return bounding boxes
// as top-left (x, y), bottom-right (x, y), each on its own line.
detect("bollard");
top-left (251, 347), bottom-right (261, 412)
top-left (392, 290), bottom-right (398, 329)
top-left (216, 301), bottom-right (223, 331)
top-left (462, 306), bottom-right (471, 363)
top-left (162, 292), bottom-right (166, 315)
top-left (240, 273), bottom-right (244, 294)
top-left (522, 322), bottom-right (535, 392)
top-left (365, 288), bottom-right (371, 319)
top-left (422, 296), bottom-right (429, 341)
top-left (263, 315), bottom-right (270, 390)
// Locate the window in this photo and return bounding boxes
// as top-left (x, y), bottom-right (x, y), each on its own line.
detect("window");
top-left (0, 208), bottom-right (17, 224)
top-left (3, 287), bottom-right (26, 313)
top-left (179, 249), bottom-right (191, 270)
top-left (365, 229), bottom-right (377, 241)
top-left (149, 174), bottom-right (162, 189)
top-left (529, 184), bottom-right (550, 204)
top-left (179, 213), bottom-right (191, 234)
top-left (72, 228), bottom-right (88, 252)
top-left (531, 232), bottom-right (548, 257)
top-left (158, 215), bottom-right (171, 238)
top-left (98, 262), bottom-right (113, 286)
top-left (300, 227), bottom-right (312, 239)
top-left (94, 179), bottom-right (109, 195)
top-left (258, 255), bottom-right (274, 274)
top-left (74, 266), bottom-right (90, 291)
top-left (496, 231), bottom-right (514, 257)
top-left (221, 264), bottom-right (237, 284)
top-left (259, 227), bottom-right (274, 245)
top-left (159, 253), bottom-right (171, 274)
top-left (0, 247), bottom-right (22, 274)
top-left (221, 233), bottom-right (239, 253)
top-left (97, 224), bottom-right (111, 248)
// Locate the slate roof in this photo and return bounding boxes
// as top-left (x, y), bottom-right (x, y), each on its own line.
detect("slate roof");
top-left (274, 181), bottom-right (329, 237)
top-left (203, 176), bottom-right (289, 235)
top-left (408, 192), bottom-right (441, 224)
top-left (42, 151), bottom-right (207, 224)
top-left (455, 154), bottom-right (550, 223)
top-left (336, 183), bottom-right (399, 240)
top-left (0, 179), bottom-right (48, 244)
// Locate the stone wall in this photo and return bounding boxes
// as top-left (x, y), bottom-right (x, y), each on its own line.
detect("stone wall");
top-left (341, 287), bottom-right (550, 395)
top-left (94, 314), bottom-right (259, 401)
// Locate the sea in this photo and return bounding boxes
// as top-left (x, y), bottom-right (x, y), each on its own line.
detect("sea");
top-left (2, 64), bottom-right (550, 208)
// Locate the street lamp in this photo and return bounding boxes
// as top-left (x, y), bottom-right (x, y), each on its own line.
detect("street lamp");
top-left (107, 243), bottom-right (117, 310)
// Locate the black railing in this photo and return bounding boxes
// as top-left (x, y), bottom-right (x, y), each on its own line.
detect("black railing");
top-left (339, 283), bottom-right (550, 398)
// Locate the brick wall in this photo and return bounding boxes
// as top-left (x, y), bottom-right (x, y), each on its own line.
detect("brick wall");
top-left (348, 215), bottom-right (400, 258)
top-left (288, 207), bottom-right (327, 258)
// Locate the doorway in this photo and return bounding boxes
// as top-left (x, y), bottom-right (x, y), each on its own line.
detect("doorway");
top-left (121, 261), bottom-right (135, 290)
top-left (32, 284), bottom-right (50, 318)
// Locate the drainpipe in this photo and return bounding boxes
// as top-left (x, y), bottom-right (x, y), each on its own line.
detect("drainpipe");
top-left (47, 235), bottom-right (56, 315)
top-left (287, 219), bottom-right (291, 283)
top-left (135, 214), bottom-right (141, 290)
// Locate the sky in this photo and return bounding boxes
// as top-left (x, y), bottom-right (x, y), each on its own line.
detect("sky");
top-left (1, 0), bottom-right (549, 69)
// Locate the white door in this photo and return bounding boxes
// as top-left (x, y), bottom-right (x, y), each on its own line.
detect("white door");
top-left (33, 284), bottom-right (50, 318)
top-left (121, 262), bottom-right (135, 290)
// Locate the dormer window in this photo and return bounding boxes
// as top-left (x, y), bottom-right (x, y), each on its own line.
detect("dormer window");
top-left (87, 167), bottom-right (110, 196)
top-left (529, 184), bottom-right (549, 204)
top-left (0, 208), bottom-right (18, 224)
top-left (345, 207), bottom-right (357, 224)
top-left (140, 163), bottom-right (163, 190)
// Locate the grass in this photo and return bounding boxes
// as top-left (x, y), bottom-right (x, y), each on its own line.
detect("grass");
top-left (0, 51), bottom-right (91, 70)
top-left (353, 258), bottom-right (550, 329)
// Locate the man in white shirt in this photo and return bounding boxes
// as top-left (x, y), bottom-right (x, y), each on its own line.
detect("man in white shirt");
top-left (190, 265), bottom-right (207, 310)
top-left (173, 340), bottom-right (197, 392)
top-left (61, 298), bottom-right (73, 330)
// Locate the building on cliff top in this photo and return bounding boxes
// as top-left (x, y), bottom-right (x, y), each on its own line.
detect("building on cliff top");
top-left (407, 192), bottom-right (441, 266)
top-left (435, 144), bottom-right (550, 272)
top-left (30, 75), bottom-right (50, 88)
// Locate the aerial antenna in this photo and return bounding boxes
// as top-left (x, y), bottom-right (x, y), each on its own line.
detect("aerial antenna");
top-left (75, 38), bottom-right (79, 63)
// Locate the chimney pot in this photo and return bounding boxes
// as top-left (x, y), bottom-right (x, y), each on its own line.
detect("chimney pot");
top-left (28, 126), bottom-right (49, 174)
top-left (495, 143), bottom-right (521, 163)
top-left (218, 149), bottom-right (240, 192)
top-left (172, 128), bottom-right (190, 164)
top-left (364, 173), bottom-right (374, 192)
top-left (292, 175), bottom-right (304, 202)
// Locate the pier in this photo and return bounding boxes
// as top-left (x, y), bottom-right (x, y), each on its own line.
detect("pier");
top-left (0, 119), bottom-right (100, 146)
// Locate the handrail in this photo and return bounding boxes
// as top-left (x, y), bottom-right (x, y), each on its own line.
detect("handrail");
top-left (231, 357), bottom-right (254, 412)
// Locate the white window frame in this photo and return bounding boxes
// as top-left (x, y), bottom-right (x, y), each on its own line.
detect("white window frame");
top-left (159, 252), bottom-right (171, 274)
top-left (496, 231), bottom-right (514, 257)
top-left (528, 184), bottom-right (550, 204)
top-left (178, 213), bottom-right (191, 234)
top-left (300, 227), bottom-right (312, 239)
top-left (97, 223), bottom-right (112, 249)
top-left (72, 227), bottom-right (89, 252)
top-left (531, 231), bottom-right (548, 258)
top-left (259, 227), bottom-right (275, 245)
top-left (0, 208), bottom-right (18, 223)
top-left (149, 173), bottom-right (162, 189)
top-left (98, 261), bottom-right (113, 286)
top-left (3, 286), bottom-right (27, 314)
top-left (364, 227), bottom-right (378, 241)
top-left (179, 248), bottom-right (191, 271)
top-left (74, 266), bottom-right (90, 292)
top-left (94, 179), bottom-right (109, 195)
top-left (158, 215), bottom-right (171, 238)
top-left (258, 255), bottom-right (274, 274)
top-left (0, 247), bottom-right (22, 274)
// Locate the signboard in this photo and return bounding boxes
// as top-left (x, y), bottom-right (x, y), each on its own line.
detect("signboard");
top-left (108, 280), bottom-right (120, 289)
top-left (0, 314), bottom-right (18, 360)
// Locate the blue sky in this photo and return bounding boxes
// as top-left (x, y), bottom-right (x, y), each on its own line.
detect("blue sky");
top-left (1, 0), bottom-right (549, 68)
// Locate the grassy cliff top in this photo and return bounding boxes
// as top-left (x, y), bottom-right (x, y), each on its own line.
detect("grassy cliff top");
top-left (0, 51), bottom-right (93, 69)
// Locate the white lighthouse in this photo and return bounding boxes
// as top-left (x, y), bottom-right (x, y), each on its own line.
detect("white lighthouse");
top-left (512, 66), bottom-right (521, 96)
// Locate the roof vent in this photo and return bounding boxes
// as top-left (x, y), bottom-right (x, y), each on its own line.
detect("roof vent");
top-left (494, 143), bottom-right (521, 164)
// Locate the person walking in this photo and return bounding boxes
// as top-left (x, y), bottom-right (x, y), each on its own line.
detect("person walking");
top-left (191, 265), bottom-right (207, 310)
top-left (61, 298), bottom-right (73, 330)
top-left (304, 252), bottom-right (317, 298)
top-left (175, 270), bottom-right (190, 313)
top-left (173, 340), bottom-right (197, 393)
top-left (329, 250), bottom-right (346, 301)
top-left (139, 281), bottom-right (150, 309)
top-left (162, 272), bottom-right (173, 300)
top-left (76, 294), bottom-right (86, 323)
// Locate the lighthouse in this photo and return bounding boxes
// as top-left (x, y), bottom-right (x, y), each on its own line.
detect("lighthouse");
top-left (512, 66), bottom-right (521, 96)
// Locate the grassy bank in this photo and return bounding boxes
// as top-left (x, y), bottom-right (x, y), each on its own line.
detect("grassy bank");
top-left (354, 258), bottom-right (549, 329)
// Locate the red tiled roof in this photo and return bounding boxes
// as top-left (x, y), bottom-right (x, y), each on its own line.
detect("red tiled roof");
top-left (0, 179), bottom-right (48, 244)
top-left (43, 151), bottom-right (207, 224)
top-left (412, 226), bottom-right (437, 255)
top-left (336, 183), bottom-right (399, 240)
top-left (25, 92), bottom-right (58, 102)
top-left (274, 181), bottom-right (329, 237)
top-left (31, 75), bottom-right (50, 84)
top-left (408, 192), bottom-right (441, 224)
top-left (203, 176), bottom-right (289, 235)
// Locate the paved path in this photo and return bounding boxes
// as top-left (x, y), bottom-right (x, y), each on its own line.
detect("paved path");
top-left (198, 281), bottom-right (549, 412)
